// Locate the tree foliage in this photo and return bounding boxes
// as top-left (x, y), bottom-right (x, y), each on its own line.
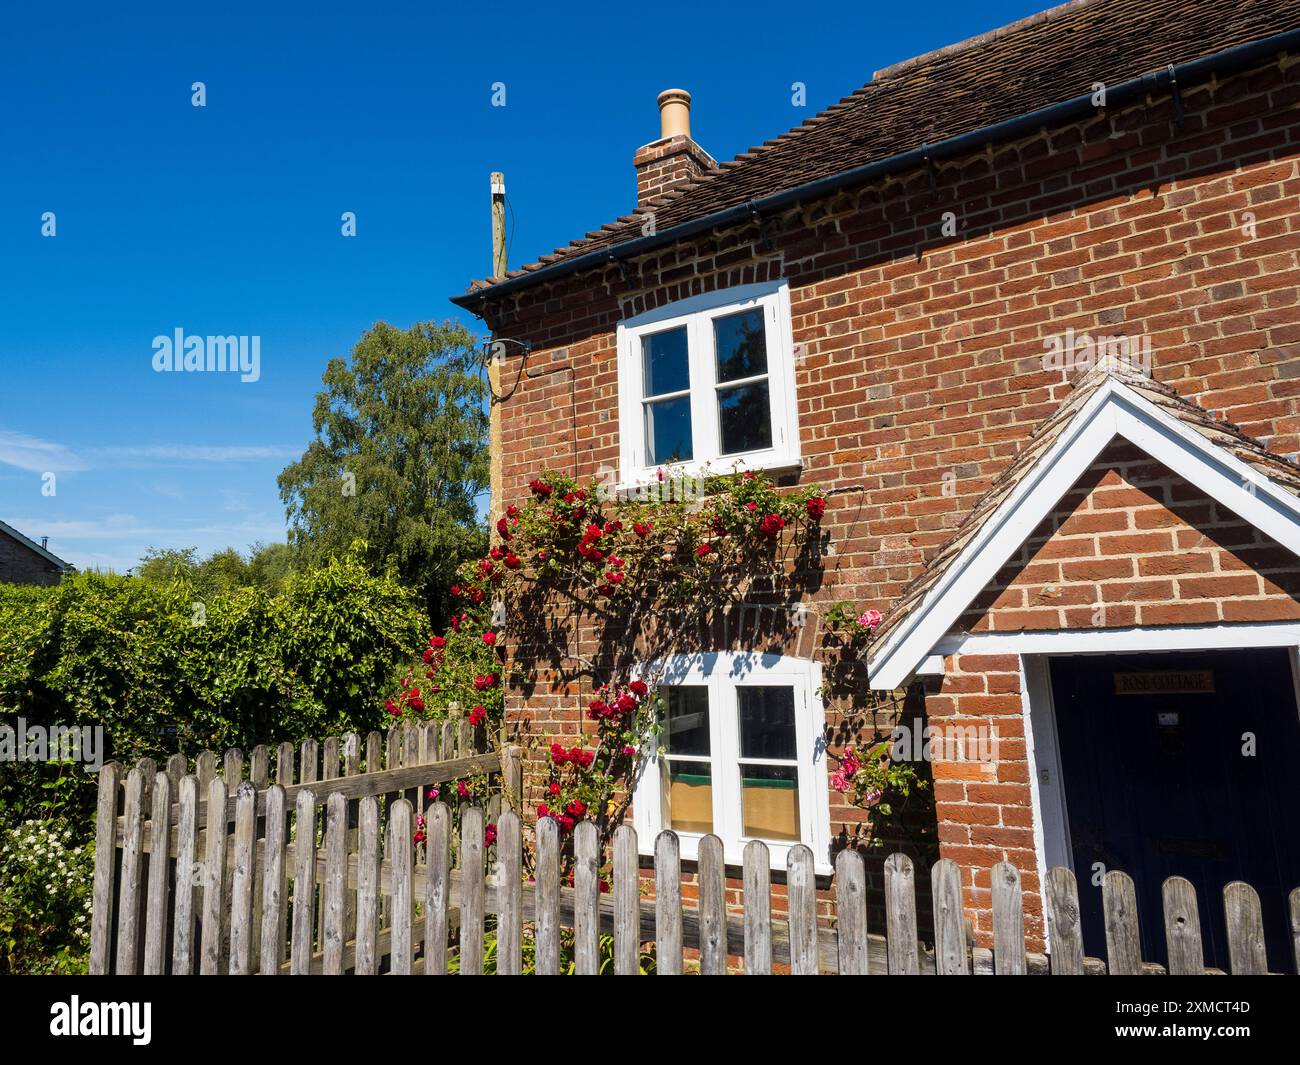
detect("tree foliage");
top-left (0, 552), bottom-right (425, 832)
top-left (277, 320), bottom-right (489, 619)
top-left (135, 542), bottom-right (294, 598)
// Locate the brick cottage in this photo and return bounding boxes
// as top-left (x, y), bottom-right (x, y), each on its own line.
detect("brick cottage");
top-left (0, 519), bottom-right (73, 587)
top-left (450, 0), bottom-right (1300, 970)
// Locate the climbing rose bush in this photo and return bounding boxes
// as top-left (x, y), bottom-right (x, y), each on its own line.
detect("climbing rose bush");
top-left (390, 469), bottom-right (927, 855)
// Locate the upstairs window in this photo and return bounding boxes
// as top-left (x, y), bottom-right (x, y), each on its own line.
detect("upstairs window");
top-left (633, 652), bottom-right (831, 872)
top-left (617, 281), bottom-right (800, 483)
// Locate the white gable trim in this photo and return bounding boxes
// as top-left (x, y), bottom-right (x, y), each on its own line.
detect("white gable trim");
top-left (867, 377), bottom-right (1300, 690)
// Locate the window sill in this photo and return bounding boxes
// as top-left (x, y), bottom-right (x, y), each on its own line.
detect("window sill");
top-left (638, 834), bottom-right (833, 878)
top-left (614, 456), bottom-right (804, 499)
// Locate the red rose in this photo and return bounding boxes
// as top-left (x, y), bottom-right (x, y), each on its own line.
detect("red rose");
top-left (536, 803), bottom-right (550, 818)
top-left (506, 505), bottom-right (519, 518)
top-left (429, 635), bottom-right (445, 649)
top-left (806, 496), bottom-right (827, 520)
top-left (584, 523), bottom-right (603, 541)
top-left (469, 706), bottom-right (486, 726)
top-left (616, 693), bottom-right (637, 712)
top-left (489, 545), bottom-right (504, 560)
top-left (597, 583), bottom-right (615, 597)
top-left (529, 479), bottom-right (552, 498)
top-left (633, 521), bottom-right (652, 538)
top-left (422, 647), bottom-right (435, 663)
top-left (696, 542), bottom-right (711, 558)
top-left (450, 584), bottom-right (461, 597)
top-left (759, 513), bottom-right (786, 538)
top-left (549, 782), bottom-right (561, 796)
top-left (629, 680), bottom-right (648, 697)
top-left (408, 697), bottom-right (425, 712)
top-left (481, 631), bottom-right (497, 646)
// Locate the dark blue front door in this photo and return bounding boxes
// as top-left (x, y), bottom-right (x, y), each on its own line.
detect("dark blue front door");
top-left (1049, 648), bottom-right (1300, 973)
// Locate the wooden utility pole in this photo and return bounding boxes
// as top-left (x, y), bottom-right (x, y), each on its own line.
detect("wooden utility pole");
top-left (490, 172), bottom-right (507, 278)
top-left (487, 172), bottom-right (506, 524)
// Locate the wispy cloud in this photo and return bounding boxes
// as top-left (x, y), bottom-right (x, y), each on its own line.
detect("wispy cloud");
top-left (0, 429), bottom-right (300, 473)
top-left (0, 429), bottom-right (89, 473)
top-left (90, 445), bottom-right (300, 464)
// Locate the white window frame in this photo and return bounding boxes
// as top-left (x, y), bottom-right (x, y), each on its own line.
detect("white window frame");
top-left (616, 280), bottom-right (801, 488)
top-left (632, 651), bottom-right (832, 874)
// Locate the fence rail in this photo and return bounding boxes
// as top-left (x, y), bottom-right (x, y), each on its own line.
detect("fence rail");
top-left (91, 737), bottom-right (1300, 974)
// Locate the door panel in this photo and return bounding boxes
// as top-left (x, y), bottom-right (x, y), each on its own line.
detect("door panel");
top-left (1049, 648), bottom-right (1300, 972)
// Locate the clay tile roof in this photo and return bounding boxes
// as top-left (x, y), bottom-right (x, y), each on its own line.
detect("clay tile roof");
top-left (869, 360), bottom-right (1300, 648)
top-left (456, 0), bottom-right (1300, 299)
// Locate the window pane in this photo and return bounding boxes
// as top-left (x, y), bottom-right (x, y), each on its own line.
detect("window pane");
top-left (738, 687), bottom-right (797, 760)
top-left (713, 308), bottom-right (768, 383)
top-left (645, 396), bottom-right (693, 465)
top-left (663, 686), bottom-right (710, 756)
top-left (717, 380), bottom-right (772, 455)
top-left (663, 761), bottom-right (713, 834)
top-left (642, 327), bottom-right (690, 397)
top-left (741, 764), bottom-right (800, 841)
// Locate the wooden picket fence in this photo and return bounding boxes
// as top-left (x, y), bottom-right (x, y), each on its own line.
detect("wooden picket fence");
top-left (90, 732), bottom-right (1300, 974)
top-left (89, 722), bottom-right (516, 975)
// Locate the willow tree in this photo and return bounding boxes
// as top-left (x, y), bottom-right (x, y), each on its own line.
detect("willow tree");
top-left (277, 320), bottom-right (489, 620)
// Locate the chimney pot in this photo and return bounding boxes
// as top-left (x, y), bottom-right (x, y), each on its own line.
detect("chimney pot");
top-left (41, 536), bottom-right (48, 549)
top-left (658, 88), bottom-right (692, 140)
top-left (634, 88), bottom-right (714, 207)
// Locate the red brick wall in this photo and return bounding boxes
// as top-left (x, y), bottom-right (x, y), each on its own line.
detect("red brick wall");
top-left (477, 52), bottom-right (1300, 944)
top-left (923, 653), bottom-right (1039, 949)
top-left (962, 438), bottom-right (1300, 631)
top-left (632, 135), bottom-right (714, 205)
top-left (0, 533), bottom-right (65, 587)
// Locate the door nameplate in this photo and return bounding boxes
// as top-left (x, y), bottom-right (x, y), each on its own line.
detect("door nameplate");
top-left (1113, 669), bottom-right (1215, 695)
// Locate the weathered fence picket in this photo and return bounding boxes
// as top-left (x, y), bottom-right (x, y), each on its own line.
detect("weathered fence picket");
top-left (835, 848), bottom-right (868, 975)
top-left (1045, 866), bottom-right (1083, 975)
top-left (992, 860), bottom-right (1026, 975)
top-left (930, 858), bottom-right (967, 976)
top-left (654, 830), bottom-right (683, 975)
top-left (788, 844), bottom-right (819, 976)
top-left (143, 771), bottom-right (172, 975)
top-left (89, 733), bottom-right (1300, 977)
top-left (744, 840), bottom-right (772, 975)
top-left (535, 816), bottom-right (560, 976)
top-left (1162, 876), bottom-right (1203, 975)
top-left (699, 833), bottom-right (727, 975)
top-left (1102, 870), bottom-right (1142, 976)
top-left (1224, 881), bottom-right (1267, 975)
top-left (884, 852), bottom-right (918, 974)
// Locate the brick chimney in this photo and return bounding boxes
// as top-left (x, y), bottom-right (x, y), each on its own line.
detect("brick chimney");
top-left (633, 89), bottom-right (715, 206)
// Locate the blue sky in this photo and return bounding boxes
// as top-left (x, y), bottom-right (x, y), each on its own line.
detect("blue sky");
top-left (0, 0), bottom-right (1044, 573)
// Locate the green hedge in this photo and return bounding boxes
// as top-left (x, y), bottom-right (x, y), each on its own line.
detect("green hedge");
top-left (0, 554), bottom-right (427, 831)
